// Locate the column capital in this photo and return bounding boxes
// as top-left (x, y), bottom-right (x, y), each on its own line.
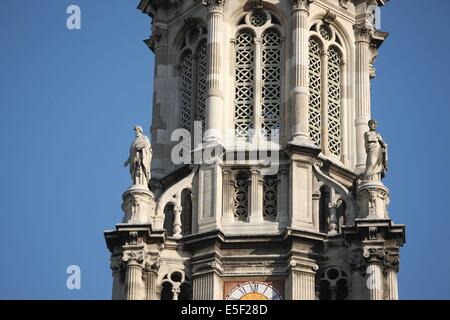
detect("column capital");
top-left (110, 255), bottom-right (124, 274)
top-left (123, 250), bottom-right (145, 268)
top-left (146, 25), bottom-right (168, 52)
top-left (354, 22), bottom-right (374, 43)
top-left (362, 246), bottom-right (385, 264)
top-left (289, 258), bottom-right (319, 273)
top-left (291, 0), bottom-right (313, 13)
top-left (384, 247), bottom-right (400, 272)
top-left (202, 0), bottom-right (226, 13)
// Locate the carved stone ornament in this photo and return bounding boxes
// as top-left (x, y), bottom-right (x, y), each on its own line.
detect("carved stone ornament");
top-left (145, 256), bottom-right (161, 272)
top-left (110, 255), bottom-right (124, 273)
top-left (202, 0), bottom-right (226, 12)
top-left (252, 0), bottom-right (264, 10)
top-left (291, 0), bottom-right (313, 11)
top-left (353, 22), bottom-right (374, 42)
top-left (384, 249), bottom-right (400, 272)
top-left (363, 247), bottom-right (385, 263)
top-left (147, 25), bottom-right (168, 51)
top-left (339, 0), bottom-right (349, 9)
top-left (323, 9), bottom-right (337, 25)
top-left (123, 251), bottom-right (145, 267)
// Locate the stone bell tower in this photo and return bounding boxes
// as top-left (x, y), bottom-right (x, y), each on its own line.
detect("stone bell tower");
top-left (104, 0), bottom-right (405, 300)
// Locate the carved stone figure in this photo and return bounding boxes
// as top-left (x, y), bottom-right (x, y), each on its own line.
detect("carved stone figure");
top-left (124, 126), bottom-right (152, 187)
top-left (364, 120), bottom-right (388, 181)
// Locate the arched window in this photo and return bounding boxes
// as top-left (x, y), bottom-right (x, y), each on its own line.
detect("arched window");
top-left (234, 11), bottom-right (282, 138)
top-left (308, 37), bottom-right (322, 147)
top-left (180, 53), bottom-right (193, 131)
top-left (308, 22), bottom-right (344, 159)
top-left (163, 204), bottom-right (175, 237)
top-left (179, 26), bottom-right (208, 132)
top-left (234, 31), bottom-right (255, 138)
top-left (181, 189), bottom-right (192, 236)
top-left (317, 267), bottom-right (349, 300)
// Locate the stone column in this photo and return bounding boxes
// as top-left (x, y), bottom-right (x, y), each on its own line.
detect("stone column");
top-left (290, 0), bottom-right (313, 145)
top-left (222, 169), bottom-right (235, 224)
top-left (384, 249), bottom-right (400, 300)
top-left (202, 0), bottom-right (225, 143)
top-left (286, 260), bottom-right (318, 300)
top-left (354, 24), bottom-right (373, 170)
top-left (277, 168), bottom-right (289, 226)
top-left (349, 252), bottom-right (365, 300)
top-left (110, 256), bottom-right (124, 300)
top-left (145, 259), bottom-right (160, 300)
top-left (363, 247), bottom-right (385, 300)
top-left (146, 25), bottom-right (169, 177)
top-left (192, 262), bottom-right (223, 300)
top-left (340, 60), bottom-right (349, 165)
top-left (123, 251), bottom-right (145, 300)
top-left (173, 205), bottom-right (183, 239)
top-left (320, 49), bottom-right (329, 154)
top-left (249, 168), bottom-right (263, 223)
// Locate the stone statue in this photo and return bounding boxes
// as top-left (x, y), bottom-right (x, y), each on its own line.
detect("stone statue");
top-left (364, 120), bottom-right (388, 181)
top-left (124, 126), bottom-right (152, 187)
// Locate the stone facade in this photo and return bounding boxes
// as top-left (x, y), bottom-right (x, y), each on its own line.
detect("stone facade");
top-left (104, 0), bottom-right (405, 300)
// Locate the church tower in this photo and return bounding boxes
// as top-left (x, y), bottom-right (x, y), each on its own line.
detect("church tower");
top-left (105, 0), bottom-right (405, 300)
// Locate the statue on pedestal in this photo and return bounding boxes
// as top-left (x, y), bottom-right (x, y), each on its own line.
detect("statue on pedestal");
top-left (124, 126), bottom-right (152, 188)
top-left (364, 120), bottom-right (388, 182)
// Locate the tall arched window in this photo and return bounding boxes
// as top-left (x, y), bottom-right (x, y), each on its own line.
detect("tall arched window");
top-left (234, 31), bottom-right (255, 138)
top-left (308, 38), bottom-right (322, 147)
top-left (308, 22), bottom-right (344, 159)
top-left (179, 25), bottom-right (208, 131)
top-left (234, 11), bottom-right (282, 138)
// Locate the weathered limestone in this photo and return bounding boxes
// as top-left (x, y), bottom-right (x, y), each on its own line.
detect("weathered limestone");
top-left (290, 0), bottom-right (314, 145)
top-left (354, 23), bottom-right (374, 170)
top-left (104, 0), bottom-right (406, 301)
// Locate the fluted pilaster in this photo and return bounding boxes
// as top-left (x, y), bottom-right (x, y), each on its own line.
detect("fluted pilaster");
top-left (286, 260), bottom-right (318, 300)
top-left (202, 0), bottom-right (225, 142)
top-left (249, 168), bottom-right (263, 223)
top-left (110, 255), bottom-right (124, 300)
top-left (354, 23), bottom-right (373, 169)
top-left (363, 247), bottom-right (385, 300)
top-left (123, 251), bottom-right (145, 300)
top-left (290, 0), bottom-right (313, 144)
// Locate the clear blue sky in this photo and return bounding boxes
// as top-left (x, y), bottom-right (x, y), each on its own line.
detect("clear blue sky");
top-left (0, 0), bottom-right (449, 299)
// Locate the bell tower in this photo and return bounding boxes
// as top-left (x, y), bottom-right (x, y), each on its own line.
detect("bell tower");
top-left (105, 0), bottom-right (405, 300)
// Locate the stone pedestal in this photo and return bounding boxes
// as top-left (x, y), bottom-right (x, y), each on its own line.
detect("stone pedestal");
top-left (357, 181), bottom-right (389, 219)
top-left (122, 186), bottom-right (156, 224)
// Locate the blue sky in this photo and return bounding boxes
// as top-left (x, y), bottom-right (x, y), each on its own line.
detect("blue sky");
top-left (0, 0), bottom-right (449, 299)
